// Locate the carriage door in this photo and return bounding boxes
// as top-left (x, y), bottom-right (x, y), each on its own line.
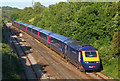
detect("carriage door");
top-left (78, 52), bottom-right (81, 62)
top-left (65, 45), bottom-right (67, 54)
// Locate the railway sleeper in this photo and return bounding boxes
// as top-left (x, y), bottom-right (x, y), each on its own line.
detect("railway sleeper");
top-left (64, 55), bottom-right (85, 72)
top-left (14, 26), bottom-right (86, 73)
top-left (60, 53), bottom-right (65, 58)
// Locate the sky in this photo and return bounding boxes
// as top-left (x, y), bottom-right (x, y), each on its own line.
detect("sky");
top-left (1, 0), bottom-right (118, 9)
top-left (1, 0), bottom-right (67, 9)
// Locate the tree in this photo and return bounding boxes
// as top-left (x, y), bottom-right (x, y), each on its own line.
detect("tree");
top-left (112, 31), bottom-right (120, 55)
top-left (33, 2), bottom-right (45, 14)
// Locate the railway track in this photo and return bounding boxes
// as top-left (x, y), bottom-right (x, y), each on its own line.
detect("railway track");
top-left (7, 24), bottom-right (115, 80)
top-left (11, 25), bottom-right (86, 80)
top-left (5, 24), bottom-right (40, 81)
top-left (5, 26), bottom-right (28, 80)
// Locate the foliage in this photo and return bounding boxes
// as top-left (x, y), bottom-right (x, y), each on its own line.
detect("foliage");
top-left (2, 22), bottom-right (22, 79)
top-left (10, 2), bottom-right (119, 79)
top-left (2, 43), bottom-right (22, 79)
top-left (112, 32), bottom-right (120, 55)
top-left (2, 6), bottom-right (18, 13)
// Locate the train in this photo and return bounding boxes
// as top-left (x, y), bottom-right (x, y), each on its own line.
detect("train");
top-left (12, 20), bottom-right (100, 72)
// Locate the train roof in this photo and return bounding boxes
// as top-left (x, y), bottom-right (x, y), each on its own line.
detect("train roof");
top-left (64, 38), bottom-right (75, 44)
top-left (67, 41), bottom-right (97, 51)
top-left (13, 21), bottom-right (97, 51)
top-left (26, 24), bottom-right (53, 35)
top-left (13, 20), bottom-right (18, 23)
top-left (14, 21), bottom-right (24, 25)
top-left (49, 33), bottom-right (74, 43)
top-left (32, 26), bottom-right (39, 30)
top-left (40, 29), bottom-right (54, 35)
top-left (80, 46), bottom-right (98, 51)
top-left (14, 21), bottom-right (20, 23)
top-left (32, 27), bottom-right (43, 31)
top-left (22, 23), bottom-right (29, 26)
top-left (27, 24), bottom-right (34, 28)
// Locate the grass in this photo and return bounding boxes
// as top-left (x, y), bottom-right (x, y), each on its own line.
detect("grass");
top-left (101, 56), bottom-right (119, 80)
top-left (102, 65), bottom-right (118, 79)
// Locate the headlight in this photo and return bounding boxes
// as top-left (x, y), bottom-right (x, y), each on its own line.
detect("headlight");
top-left (85, 61), bottom-right (89, 63)
top-left (96, 61), bottom-right (100, 63)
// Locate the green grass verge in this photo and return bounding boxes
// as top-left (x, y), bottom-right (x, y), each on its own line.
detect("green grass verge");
top-left (2, 43), bottom-right (22, 79)
top-left (2, 23), bottom-right (22, 79)
top-left (101, 57), bottom-right (119, 79)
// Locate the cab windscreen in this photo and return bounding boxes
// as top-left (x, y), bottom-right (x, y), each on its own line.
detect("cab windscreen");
top-left (85, 52), bottom-right (97, 57)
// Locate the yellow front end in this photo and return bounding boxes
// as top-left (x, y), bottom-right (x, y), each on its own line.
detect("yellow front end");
top-left (82, 51), bottom-right (100, 62)
top-left (82, 51), bottom-right (100, 71)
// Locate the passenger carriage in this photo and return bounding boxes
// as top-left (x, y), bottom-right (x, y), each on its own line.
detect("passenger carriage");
top-left (12, 20), bottom-right (101, 72)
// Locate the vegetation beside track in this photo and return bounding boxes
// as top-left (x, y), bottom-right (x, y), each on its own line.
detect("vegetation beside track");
top-left (5, 2), bottom-right (120, 79)
top-left (2, 21), bottom-right (22, 80)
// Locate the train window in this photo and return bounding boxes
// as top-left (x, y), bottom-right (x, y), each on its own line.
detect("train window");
top-left (49, 37), bottom-right (62, 49)
top-left (21, 25), bottom-right (23, 29)
top-left (27, 27), bottom-right (31, 32)
top-left (17, 23), bottom-right (19, 27)
top-left (49, 37), bottom-right (54, 43)
top-left (20, 24), bottom-right (22, 28)
top-left (33, 29), bottom-right (38, 35)
top-left (23, 25), bottom-right (26, 30)
top-left (40, 32), bottom-right (47, 41)
top-left (14, 22), bottom-right (16, 26)
top-left (13, 22), bottom-right (15, 25)
top-left (85, 52), bottom-right (97, 57)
